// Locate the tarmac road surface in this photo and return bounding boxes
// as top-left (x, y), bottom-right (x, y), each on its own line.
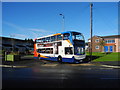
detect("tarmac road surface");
top-left (2, 59), bottom-right (120, 88)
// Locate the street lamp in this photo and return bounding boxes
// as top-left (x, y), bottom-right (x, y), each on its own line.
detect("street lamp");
top-left (59, 14), bottom-right (65, 32)
top-left (10, 34), bottom-right (15, 52)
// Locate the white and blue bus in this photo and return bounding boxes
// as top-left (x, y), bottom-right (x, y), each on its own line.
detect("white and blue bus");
top-left (34, 31), bottom-right (86, 63)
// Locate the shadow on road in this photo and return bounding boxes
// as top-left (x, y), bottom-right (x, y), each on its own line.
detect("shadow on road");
top-left (82, 55), bottom-right (101, 63)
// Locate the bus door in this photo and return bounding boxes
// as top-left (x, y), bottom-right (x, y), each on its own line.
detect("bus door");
top-left (49, 48), bottom-right (55, 60)
top-left (58, 46), bottom-right (65, 57)
top-left (49, 43), bottom-right (56, 59)
top-left (54, 43), bottom-right (57, 57)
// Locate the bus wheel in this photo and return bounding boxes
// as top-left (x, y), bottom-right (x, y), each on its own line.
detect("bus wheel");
top-left (38, 54), bottom-right (40, 60)
top-left (57, 56), bottom-right (62, 63)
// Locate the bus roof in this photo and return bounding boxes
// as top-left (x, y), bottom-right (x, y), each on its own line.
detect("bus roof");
top-left (36, 33), bottom-right (61, 39)
top-left (61, 31), bottom-right (81, 34)
top-left (35, 31), bottom-right (82, 40)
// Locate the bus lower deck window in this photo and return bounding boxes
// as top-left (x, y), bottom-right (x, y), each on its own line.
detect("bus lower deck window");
top-left (65, 47), bottom-right (73, 54)
top-left (37, 48), bottom-right (53, 54)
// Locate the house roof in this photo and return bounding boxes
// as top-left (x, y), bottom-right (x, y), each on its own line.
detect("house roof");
top-left (0, 36), bottom-right (25, 42)
top-left (88, 35), bottom-right (120, 40)
top-left (100, 35), bottom-right (120, 38)
top-left (88, 35), bottom-right (101, 40)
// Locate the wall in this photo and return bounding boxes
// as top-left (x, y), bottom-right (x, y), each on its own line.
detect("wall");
top-left (88, 36), bottom-right (103, 52)
top-left (115, 38), bottom-right (120, 52)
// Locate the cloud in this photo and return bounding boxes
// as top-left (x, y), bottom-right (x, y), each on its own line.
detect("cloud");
top-left (29, 29), bottom-right (53, 39)
top-left (28, 28), bottom-right (54, 38)
top-left (10, 33), bottom-right (28, 38)
top-left (28, 28), bottom-right (51, 33)
top-left (3, 21), bottom-right (51, 33)
top-left (3, 21), bottom-right (53, 39)
top-left (31, 32), bottom-right (40, 38)
top-left (3, 21), bottom-right (25, 31)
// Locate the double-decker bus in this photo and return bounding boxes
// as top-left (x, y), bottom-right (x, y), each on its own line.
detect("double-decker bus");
top-left (34, 31), bottom-right (86, 63)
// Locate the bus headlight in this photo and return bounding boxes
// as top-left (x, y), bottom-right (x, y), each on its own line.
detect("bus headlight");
top-left (74, 55), bottom-right (86, 60)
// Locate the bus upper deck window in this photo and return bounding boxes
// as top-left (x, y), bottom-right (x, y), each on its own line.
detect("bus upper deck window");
top-left (72, 32), bottom-right (84, 40)
top-left (46, 37), bottom-right (50, 42)
top-left (57, 35), bottom-right (62, 40)
top-left (51, 36), bottom-right (56, 41)
top-left (36, 39), bottom-right (42, 43)
top-left (42, 38), bottom-right (45, 42)
top-left (35, 39), bottom-right (38, 43)
top-left (63, 33), bottom-right (70, 40)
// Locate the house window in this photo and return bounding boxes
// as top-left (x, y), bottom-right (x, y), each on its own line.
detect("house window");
top-left (105, 40), bottom-right (115, 43)
top-left (95, 39), bottom-right (99, 42)
top-left (119, 46), bottom-right (120, 49)
top-left (95, 46), bottom-right (99, 49)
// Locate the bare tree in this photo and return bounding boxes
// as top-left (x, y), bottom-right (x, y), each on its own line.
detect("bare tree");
top-left (98, 40), bottom-right (106, 53)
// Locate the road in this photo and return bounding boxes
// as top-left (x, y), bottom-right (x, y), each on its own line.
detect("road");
top-left (2, 59), bottom-right (120, 88)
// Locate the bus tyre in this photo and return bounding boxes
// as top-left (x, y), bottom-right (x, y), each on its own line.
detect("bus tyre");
top-left (38, 54), bottom-right (40, 60)
top-left (58, 56), bottom-right (62, 63)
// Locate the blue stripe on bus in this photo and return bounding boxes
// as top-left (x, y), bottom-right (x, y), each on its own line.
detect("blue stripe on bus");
top-left (34, 57), bottom-right (39, 59)
top-left (35, 56), bottom-right (76, 63)
top-left (40, 57), bottom-right (57, 61)
top-left (75, 53), bottom-right (84, 55)
top-left (62, 57), bottom-right (75, 62)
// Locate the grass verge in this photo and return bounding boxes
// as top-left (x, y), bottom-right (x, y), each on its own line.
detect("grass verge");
top-left (86, 52), bottom-right (120, 62)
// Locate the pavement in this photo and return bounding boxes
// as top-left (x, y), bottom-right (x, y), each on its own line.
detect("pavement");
top-left (90, 61), bottom-right (120, 66)
top-left (1, 56), bottom-right (120, 68)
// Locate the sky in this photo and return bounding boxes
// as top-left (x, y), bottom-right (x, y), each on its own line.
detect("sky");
top-left (2, 2), bottom-right (118, 42)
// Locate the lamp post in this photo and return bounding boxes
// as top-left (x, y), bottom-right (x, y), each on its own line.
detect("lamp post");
top-left (90, 3), bottom-right (93, 61)
top-left (10, 34), bottom-right (15, 53)
top-left (59, 14), bottom-right (65, 32)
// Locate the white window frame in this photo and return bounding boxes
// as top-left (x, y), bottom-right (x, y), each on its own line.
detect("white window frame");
top-left (119, 46), bottom-right (120, 49)
top-left (95, 46), bottom-right (99, 49)
top-left (95, 39), bottom-right (99, 43)
top-left (105, 40), bottom-right (115, 43)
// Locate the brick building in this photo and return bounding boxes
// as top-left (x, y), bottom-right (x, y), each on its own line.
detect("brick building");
top-left (88, 35), bottom-right (120, 52)
top-left (0, 37), bottom-right (34, 54)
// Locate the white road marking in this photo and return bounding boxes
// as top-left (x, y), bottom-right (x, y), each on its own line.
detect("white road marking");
top-left (41, 64), bottom-right (58, 67)
top-left (101, 65), bottom-right (120, 69)
top-left (100, 78), bottom-right (120, 80)
top-left (68, 63), bottom-right (94, 66)
top-left (100, 68), bottom-right (113, 70)
top-left (0, 65), bottom-right (28, 68)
